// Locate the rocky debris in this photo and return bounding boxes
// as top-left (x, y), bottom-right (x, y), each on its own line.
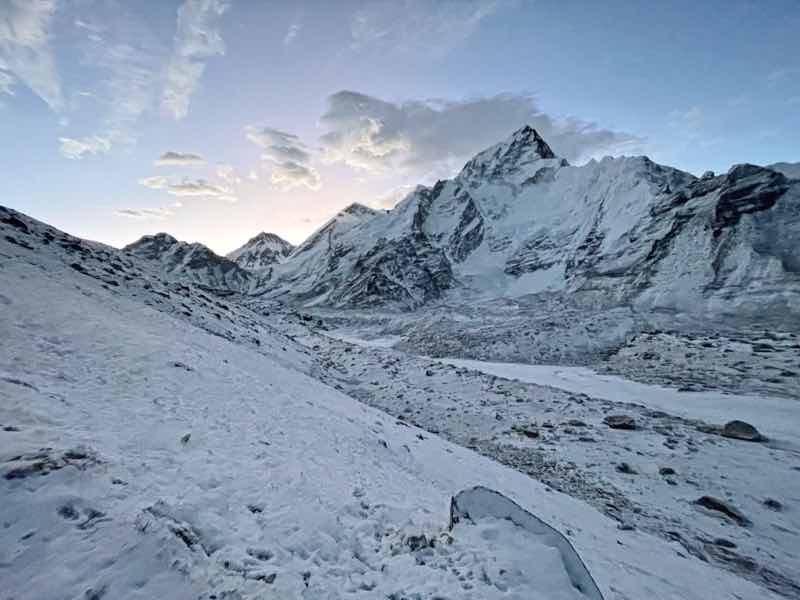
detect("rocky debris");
top-left (659, 466), bottom-right (676, 476)
top-left (405, 534), bottom-right (432, 552)
top-left (763, 498), bottom-right (783, 511)
top-left (180, 433), bottom-right (191, 444)
top-left (721, 420), bottom-right (764, 442)
top-left (512, 424), bottom-right (539, 438)
top-left (695, 496), bottom-right (751, 527)
top-left (616, 462), bottom-right (637, 475)
top-left (603, 414), bottom-right (637, 430)
top-left (3, 447), bottom-right (98, 480)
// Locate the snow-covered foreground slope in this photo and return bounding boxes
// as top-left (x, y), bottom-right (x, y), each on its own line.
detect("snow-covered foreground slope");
top-left (0, 210), bottom-right (786, 599)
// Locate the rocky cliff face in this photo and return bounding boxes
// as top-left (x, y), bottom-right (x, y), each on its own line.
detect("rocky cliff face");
top-left (124, 233), bottom-right (253, 293)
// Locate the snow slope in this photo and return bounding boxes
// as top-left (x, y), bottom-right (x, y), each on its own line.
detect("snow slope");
top-left (0, 207), bottom-right (786, 599)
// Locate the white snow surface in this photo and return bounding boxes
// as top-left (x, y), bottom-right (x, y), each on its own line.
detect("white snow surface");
top-left (0, 215), bottom-right (786, 599)
top-left (435, 359), bottom-right (800, 442)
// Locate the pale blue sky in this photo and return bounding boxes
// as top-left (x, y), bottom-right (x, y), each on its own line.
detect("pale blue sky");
top-left (1, 0), bottom-right (798, 253)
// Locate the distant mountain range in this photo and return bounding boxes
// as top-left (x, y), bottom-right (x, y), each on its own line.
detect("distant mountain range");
top-left (57, 127), bottom-right (800, 318)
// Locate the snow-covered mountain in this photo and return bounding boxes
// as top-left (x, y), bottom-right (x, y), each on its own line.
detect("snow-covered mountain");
top-left (124, 232), bottom-right (253, 293)
top-left (226, 231), bottom-right (293, 278)
top-left (119, 126), bottom-right (799, 318)
top-left (258, 125), bottom-right (799, 317)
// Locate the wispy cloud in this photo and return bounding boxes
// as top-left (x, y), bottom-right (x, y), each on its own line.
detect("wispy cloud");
top-left (216, 162), bottom-right (241, 184)
top-left (767, 67), bottom-right (800, 86)
top-left (366, 184), bottom-right (417, 210)
top-left (155, 151), bottom-right (206, 166)
top-left (351, 0), bottom-right (504, 57)
top-left (0, 0), bottom-right (62, 110)
top-left (59, 135), bottom-right (112, 159)
top-left (139, 174), bottom-right (236, 202)
top-left (320, 90), bottom-right (643, 175)
top-left (283, 22), bottom-right (300, 46)
top-left (727, 94), bottom-right (749, 108)
top-left (245, 125), bottom-right (321, 191)
top-left (0, 69), bottom-right (14, 95)
top-left (115, 206), bottom-right (176, 220)
top-left (139, 175), bottom-right (170, 190)
top-left (57, 2), bottom-right (165, 159)
top-left (162, 0), bottom-right (230, 120)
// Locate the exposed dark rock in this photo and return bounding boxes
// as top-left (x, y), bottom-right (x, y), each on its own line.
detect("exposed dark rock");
top-left (721, 420), bottom-right (763, 442)
top-left (695, 496), bottom-right (751, 526)
top-left (603, 414), bottom-right (637, 430)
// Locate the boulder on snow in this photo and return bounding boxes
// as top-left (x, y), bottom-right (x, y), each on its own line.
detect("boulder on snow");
top-left (449, 486), bottom-right (604, 600)
top-left (721, 420), bottom-right (763, 442)
top-left (694, 495), bottom-right (751, 527)
top-left (603, 414), bottom-right (636, 430)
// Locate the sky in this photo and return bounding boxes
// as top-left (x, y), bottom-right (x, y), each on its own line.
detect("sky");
top-left (1, 0), bottom-right (799, 254)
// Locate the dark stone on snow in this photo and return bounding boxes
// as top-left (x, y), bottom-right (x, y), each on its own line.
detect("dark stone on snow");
top-left (695, 496), bottom-right (751, 526)
top-left (721, 420), bottom-right (763, 442)
top-left (603, 414), bottom-right (637, 430)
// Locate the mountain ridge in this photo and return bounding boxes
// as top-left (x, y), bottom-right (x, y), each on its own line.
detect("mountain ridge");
top-left (119, 125), bottom-right (800, 317)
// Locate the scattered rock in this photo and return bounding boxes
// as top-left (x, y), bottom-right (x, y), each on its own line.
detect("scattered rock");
top-left (406, 534), bottom-right (431, 551)
top-left (713, 538), bottom-right (737, 548)
top-left (659, 466), bottom-right (676, 476)
top-left (763, 498), bottom-right (783, 511)
top-left (604, 414), bottom-right (636, 430)
top-left (513, 425), bottom-right (539, 438)
top-left (721, 420), bottom-right (763, 442)
top-left (695, 496), bottom-right (751, 526)
top-left (180, 433), bottom-right (191, 444)
top-left (616, 462), bottom-right (637, 474)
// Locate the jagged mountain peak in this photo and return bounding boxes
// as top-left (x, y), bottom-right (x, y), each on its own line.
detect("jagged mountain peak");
top-left (458, 125), bottom-right (566, 185)
top-left (249, 231), bottom-right (290, 245)
top-left (339, 202), bottom-right (378, 219)
top-left (506, 125), bottom-right (557, 159)
top-left (227, 230), bottom-right (294, 276)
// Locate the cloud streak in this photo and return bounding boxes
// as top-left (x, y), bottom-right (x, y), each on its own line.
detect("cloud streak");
top-left (115, 206), bottom-right (175, 220)
top-left (139, 174), bottom-right (236, 202)
top-left (245, 125), bottom-right (321, 191)
top-left (155, 151), bottom-right (206, 166)
top-left (56, 2), bottom-right (166, 159)
top-left (0, 0), bottom-right (62, 110)
top-left (351, 0), bottom-right (503, 57)
top-left (59, 135), bottom-right (112, 159)
top-left (162, 0), bottom-right (230, 120)
top-left (320, 91), bottom-right (643, 175)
